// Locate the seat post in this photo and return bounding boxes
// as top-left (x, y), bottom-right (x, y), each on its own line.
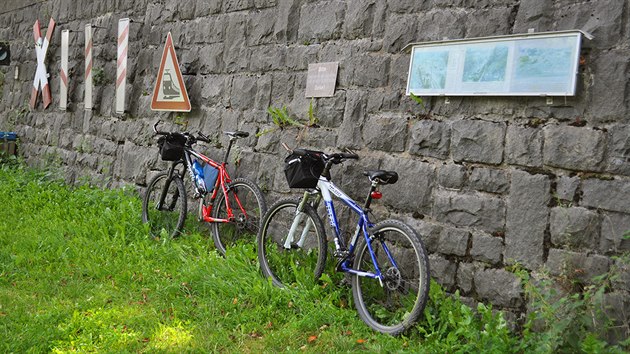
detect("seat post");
top-left (223, 138), bottom-right (235, 164)
top-left (363, 180), bottom-right (378, 209)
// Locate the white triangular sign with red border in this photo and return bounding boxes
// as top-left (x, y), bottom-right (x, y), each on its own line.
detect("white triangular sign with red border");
top-left (151, 32), bottom-right (191, 112)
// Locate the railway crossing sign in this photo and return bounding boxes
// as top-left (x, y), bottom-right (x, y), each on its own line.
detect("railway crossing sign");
top-left (30, 18), bottom-right (55, 110)
top-left (151, 32), bottom-right (190, 112)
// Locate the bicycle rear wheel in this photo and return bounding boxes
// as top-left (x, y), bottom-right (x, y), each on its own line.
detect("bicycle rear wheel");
top-left (257, 198), bottom-right (327, 288)
top-left (351, 220), bottom-right (430, 335)
top-left (210, 178), bottom-right (267, 256)
top-left (142, 172), bottom-right (187, 238)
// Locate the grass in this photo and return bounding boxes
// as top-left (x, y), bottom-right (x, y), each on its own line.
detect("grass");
top-left (0, 163), bottom-right (628, 352)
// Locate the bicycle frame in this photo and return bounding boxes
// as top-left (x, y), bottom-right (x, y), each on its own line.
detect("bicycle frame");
top-left (289, 176), bottom-right (399, 285)
top-left (156, 142), bottom-right (249, 225)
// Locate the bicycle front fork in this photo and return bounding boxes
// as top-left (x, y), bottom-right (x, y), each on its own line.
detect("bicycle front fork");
top-left (283, 190), bottom-right (320, 249)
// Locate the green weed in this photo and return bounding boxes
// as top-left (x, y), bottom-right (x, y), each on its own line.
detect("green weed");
top-left (0, 165), bottom-right (627, 352)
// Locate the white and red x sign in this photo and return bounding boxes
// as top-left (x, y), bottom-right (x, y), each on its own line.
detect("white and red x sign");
top-left (30, 18), bottom-right (55, 110)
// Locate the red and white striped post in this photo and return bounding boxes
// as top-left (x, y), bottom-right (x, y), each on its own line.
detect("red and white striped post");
top-left (84, 23), bottom-right (93, 111)
top-left (116, 18), bottom-right (130, 114)
top-left (59, 29), bottom-right (69, 111)
top-left (30, 18), bottom-right (55, 110)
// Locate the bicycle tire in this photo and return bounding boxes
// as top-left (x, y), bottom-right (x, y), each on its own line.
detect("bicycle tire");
top-left (211, 178), bottom-right (267, 256)
top-left (351, 219), bottom-right (430, 335)
top-left (142, 172), bottom-right (187, 238)
top-left (257, 198), bottom-right (327, 288)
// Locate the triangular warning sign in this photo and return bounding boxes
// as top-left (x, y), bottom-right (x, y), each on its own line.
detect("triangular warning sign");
top-left (151, 32), bottom-right (191, 112)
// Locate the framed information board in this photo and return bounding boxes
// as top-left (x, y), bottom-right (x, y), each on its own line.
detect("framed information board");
top-left (405, 31), bottom-right (587, 96)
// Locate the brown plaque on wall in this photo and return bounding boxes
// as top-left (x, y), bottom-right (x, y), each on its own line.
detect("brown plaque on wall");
top-left (305, 62), bottom-right (338, 98)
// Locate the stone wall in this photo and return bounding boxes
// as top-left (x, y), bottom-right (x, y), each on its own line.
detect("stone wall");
top-left (0, 0), bottom-right (629, 330)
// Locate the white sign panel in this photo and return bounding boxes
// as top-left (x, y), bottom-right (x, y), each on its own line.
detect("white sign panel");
top-left (116, 18), bottom-right (129, 114)
top-left (406, 31), bottom-right (584, 96)
top-left (305, 62), bottom-right (339, 98)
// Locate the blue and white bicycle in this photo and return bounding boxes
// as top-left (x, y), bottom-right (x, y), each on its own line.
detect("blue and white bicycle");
top-left (257, 148), bottom-right (430, 335)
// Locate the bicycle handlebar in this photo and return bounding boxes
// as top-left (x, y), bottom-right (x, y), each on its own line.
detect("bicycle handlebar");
top-left (292, 148), bottom-right (359, 164)
top-left (153, 121), bottom-right (212, 145)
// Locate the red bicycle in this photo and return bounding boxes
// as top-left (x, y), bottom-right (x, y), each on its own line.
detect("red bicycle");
top-left (142, 122), bottom-right (267, 256)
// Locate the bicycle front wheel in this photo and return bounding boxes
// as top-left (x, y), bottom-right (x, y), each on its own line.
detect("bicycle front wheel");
top-left (211, 178), bottom-right (267, 256)
top-left (257, 198), bottom-right (327, 288)
top-left (352, 220), bottom-right (430, 335)
top-left (142, 172), bottom-right (187, 238)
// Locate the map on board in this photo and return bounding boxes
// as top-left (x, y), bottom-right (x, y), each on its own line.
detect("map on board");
top-left (409, 51), bottom-right (449, 89)
top-left (463, 45), bottom-right (508, 82)
top-left (406, 31), bottom-right (582, 96)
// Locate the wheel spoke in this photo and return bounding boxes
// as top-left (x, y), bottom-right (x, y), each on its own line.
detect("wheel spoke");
top-left (257, 199), bottom-right (326, 288)
top-left (352, 221), bottom-right (429, 335)
top-left (211, 178), bottom-right (266, 256)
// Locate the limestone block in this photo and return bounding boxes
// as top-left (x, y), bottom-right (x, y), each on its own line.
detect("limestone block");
top-left (612, 259), bottom-right (630, 293)
top-left (351, 53), bottom-right (390, 88)
top-left (555, 0), bottom-right (624, 49)
top-left (600, 211), bottom-right (630, 253)
top-left (505, 171), bottom-right (550, 269)
top-left (587, 50), bottom-right (630, 124)
top-left (471, 232), bottom-right (503, 265)
top-left (556, 175), bottom-right (579, 202)
top-left (543, 125), bottom-right (606, 172)
top-left (362, 114), bottom-right (407, 152)
top-left (581, 179), bottom-right (630, 214)
top-left (401, 217), bottom-right (442, 254)
top-left (381, 156), bottom-right (435, 215)
top-left (383, 14), bottom-right (418, 53)
top-left (474, 268), bottom-right (523, 308)
top-left (465, 7), bottom-right (513, 38)
top-left (429, 254), bottom-right (457, 290)
top-left (224, 0), bottom-right (254, 13)
top-left (437, 164), bottom-right (466, 190)
top-left (409, 120), bottom-right (451, 160)
top-left (247, 9), bottom-right (277, 46)
top-left (605, 125), bottom-right (630, 176)
top-left (337, 90), bottom-right (367, 149)
top-left (546, 248), bottom-right (611, 283)
top-left (434, 190), bottom-right (506, 234)
top-left (505, 125), bottom-right (543, 168)
top-left (468, 167), bottom-right (509, 194)
top-left (343, 0), bottom-right (377, 39)
top-left (457, 262), bottom-right (475, 294)
top-left (513, 0), bottom-right (553, 33)
top-left (550, 207), bottom-right (601, 250)
top-left (229, 74), bottom-right (260, 110)
top-left (285, 45), bottom-right (319, 71)
top-left (415, 9), bottom-right (465, 42)
top-left (437, 227), bottom-right (470, 257)
top-left (298, 1), bottom-right (345, 43)
top-left (195, 0), bottom-right (222, 17)
top-left (314, 92), bottom-right (346, 129)
top-left (451, 120), bottom-right (505, 165)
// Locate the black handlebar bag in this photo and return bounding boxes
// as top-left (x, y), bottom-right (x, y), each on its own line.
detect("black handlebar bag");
top-left (284, 150), bottom-right (325, 188)
top-left (157, 133), bottom-right (187, 161)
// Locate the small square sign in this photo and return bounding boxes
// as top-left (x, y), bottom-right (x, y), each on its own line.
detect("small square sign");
top-left (305, 62), bottom-right (338, 98)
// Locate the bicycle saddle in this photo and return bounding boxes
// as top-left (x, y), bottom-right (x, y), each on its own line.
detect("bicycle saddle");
top-left (225, 131), bottom-right (249, 139)
top-left (363, 170), bottom-right (399, 185)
